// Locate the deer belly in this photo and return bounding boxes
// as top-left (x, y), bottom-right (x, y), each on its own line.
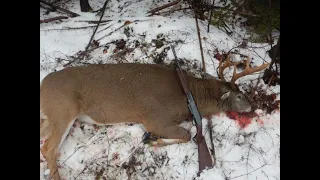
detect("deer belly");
top-left (77, 113), bottom-right (103, 125)
top-left (77, 111), bottom-right (140, 126)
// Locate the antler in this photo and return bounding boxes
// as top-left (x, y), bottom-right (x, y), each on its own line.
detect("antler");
top-left (218, 54), bottom-right (242, 82)
top-left (218, 54), bottom-right (270, 84)
top-left (230, 55), bottom-right (270, 84)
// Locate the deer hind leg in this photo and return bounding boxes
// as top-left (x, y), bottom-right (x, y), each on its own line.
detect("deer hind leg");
top-left (147, 125), bottom-right (191, 147)
top-left (41, 112), bottom-right (78, 180)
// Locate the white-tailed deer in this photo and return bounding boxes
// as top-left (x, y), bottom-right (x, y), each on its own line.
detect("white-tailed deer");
top-left (40, 55), bottom-right (269, 180)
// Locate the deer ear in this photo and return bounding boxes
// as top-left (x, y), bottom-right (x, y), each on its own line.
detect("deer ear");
top-left (220, 91), bottom-right (230, 100)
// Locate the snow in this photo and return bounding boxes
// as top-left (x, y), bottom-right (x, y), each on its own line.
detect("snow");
top-left (40, 0), bottom-right (280, 179)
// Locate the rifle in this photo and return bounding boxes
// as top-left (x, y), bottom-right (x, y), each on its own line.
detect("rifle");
top-left (170, 45), bottom-right (214, 174)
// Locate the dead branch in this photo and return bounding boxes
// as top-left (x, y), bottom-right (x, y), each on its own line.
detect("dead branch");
top-left (150, 7), bottom-right (191, 16)
top-left (40, 16), bottom-right (68, 23)
top-left (96, 19), bottom-right (151, 35)
top-left (40, 0), bottom-right (79, 17)
top-left (63, 0), bottom-right (111, 67)
top-left (40, 2), bottom-right (55, 11)
top-left (97, 23), bottom-right (114, 33)
top-left (250, 74), bottom-right (262, 99)
top-left (75, 20), bottom-right (112, 24)
top-left (245, 144), bottom-right (253, 179)
top-left (229, 160), bottom-right (270, 179)
top-left (73, 165), bottom-right (88, 180)
top-left (147, 0), bottom-right (181, 15)
top-left (96, 22), bottom-right (132, 42)
top-left (192, 2), bottom-right (206, 76)
top-left (81, 0), bottom-right (110, 58)
top-left (40, 23), bottom-right (108, 31)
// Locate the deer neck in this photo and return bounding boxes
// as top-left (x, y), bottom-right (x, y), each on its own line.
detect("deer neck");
top-left (186, 77), bottom-right (228, 116)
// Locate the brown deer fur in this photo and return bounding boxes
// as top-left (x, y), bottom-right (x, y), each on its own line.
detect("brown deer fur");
top-left (40, 63), bottom-right (253, 180)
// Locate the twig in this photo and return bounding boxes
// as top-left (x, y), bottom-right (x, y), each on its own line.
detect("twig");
top-left (40, 23), bottom-right (108, 31)
top-left (97, 23), bottom-right (114, 33)
top-left (207, 119), bottom-right (216, 167)
top-left (250, 74), bottom-right (262, 99)
top-left (48, 136), bottom-right (105, 179)
top-left (147, 0), bottom-right (181, 15)
top-left (112, 146), bottom-right (143, 179)
top-left (95, 22), bottom-right (131, 41)
top-left (267, 74), bottom-right (274, 87)
top-left (75, 20), bottom-right (112, 24)
top-left (245, 144), bottom-right (252, 179)
top-left (40, 2), bottom-right (55, 11)
top-left (150, 7), bottom-right (191, 16)
top-left (40, 16), bottom-right (68, 23)
top-left (193, 7), bottom-right (206, 76)
top-left (92, 7), bottom-right (103, 13)
top-left (82, 0), bottom-right (110, 58)
top-left (64, 0), bottom-right (110, 67)
top-left (40, 0), bottom-right (79, 17)
top-left (48, 145), bottom-right (85, 179)
top-left (96, 19), bottom-right (150, 35)
top-left (229, 160), bottom-right (270, 179)
top-left (73, 166), bottom-right (88, 180)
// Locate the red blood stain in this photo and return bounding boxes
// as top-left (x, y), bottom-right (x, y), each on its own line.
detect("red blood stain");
top-left (226, 111), bottom-right (258, 129)
top-left (257, 119), bottom-right (264, 125)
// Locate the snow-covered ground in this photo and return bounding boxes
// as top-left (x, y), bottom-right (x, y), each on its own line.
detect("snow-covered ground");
top-left (40, 0), bottom-right (280, 179)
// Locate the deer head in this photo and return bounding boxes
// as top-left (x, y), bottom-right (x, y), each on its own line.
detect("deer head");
top-left (205, 54), bottom-right (270, 113)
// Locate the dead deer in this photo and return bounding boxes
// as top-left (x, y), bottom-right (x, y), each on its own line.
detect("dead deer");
top-left (40, 55), bottom-right (269, 180)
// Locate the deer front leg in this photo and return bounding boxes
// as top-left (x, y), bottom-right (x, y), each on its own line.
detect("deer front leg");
top-left (141, 103), bottom-right (191, 147)
top-left (146, 125), bottom-right (191, 147)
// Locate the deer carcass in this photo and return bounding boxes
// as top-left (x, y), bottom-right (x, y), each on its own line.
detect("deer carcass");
top-left (40, 55), bottom-right (269, 180)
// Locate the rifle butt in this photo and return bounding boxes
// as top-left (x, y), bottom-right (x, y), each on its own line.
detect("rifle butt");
top-left (196, 128), bottom-right (214, 175)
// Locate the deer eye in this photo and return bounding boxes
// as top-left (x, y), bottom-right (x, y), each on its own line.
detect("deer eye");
top-left (237, 95), bottom-right (242, 99)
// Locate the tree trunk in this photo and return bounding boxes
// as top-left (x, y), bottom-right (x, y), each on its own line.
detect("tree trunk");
top-left (80, 0), bottom-right (92, 12)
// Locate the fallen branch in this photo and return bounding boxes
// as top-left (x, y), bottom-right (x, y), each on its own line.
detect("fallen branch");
top-left (40, 23), bottom-right (108, 31)
top-left (147, 0), bottom-right (181, 15)
top-left (95, 21), bottom-right (132, 42)
top-left (73, 166), bottom-right (88, 180)
top-left (150, 7), bottom-right (191, 16)
top-left (229, 161), bottom-right (270, 179)
top-left (75, 20), bottom-right (112, 24)
top-left (207, 5), bottom-right (258, 17)
top-left (96, 19), bottom-right (151, 35)
top-left (40, 0), bottom-right (79, 17)
top-left (40, 16), bottom-right (68, 23)
top-left (40, 2), bottom-right (55, 12)
top-left (97, 23), bottom-right (114, 34)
